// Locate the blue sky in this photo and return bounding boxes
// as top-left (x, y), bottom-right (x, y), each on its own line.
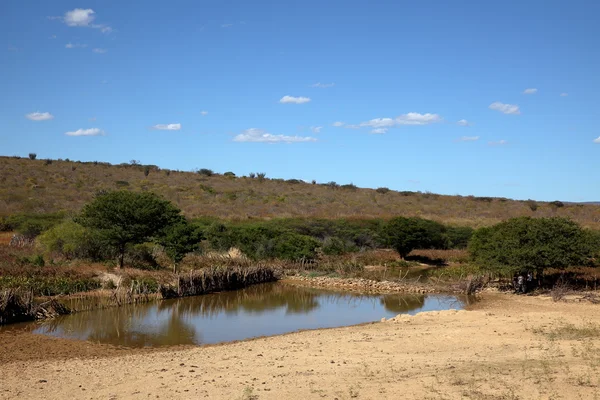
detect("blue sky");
top-left (2, 0), bottom-right (599, 202)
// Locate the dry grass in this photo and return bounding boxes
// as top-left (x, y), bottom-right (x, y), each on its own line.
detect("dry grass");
top-left (2, 156), bottom-right (600, 227)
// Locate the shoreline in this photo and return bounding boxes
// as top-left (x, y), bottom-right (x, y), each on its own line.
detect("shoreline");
top-left (2, 292), bottom-right (600, 399)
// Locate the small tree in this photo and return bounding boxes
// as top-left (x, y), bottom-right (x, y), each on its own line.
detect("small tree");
top-left (383, 217), bottom-right (448, 258)
top-left (257, 172), bottom-right (266, 182)
top-left (143, 166), bottom-right (150, 177)
top-left (526, 199), bottom-right (538, 212)
top-left (76, 191), bottom-right (183, 268)
top-left (469, 217), bottom-right (596, 276)
top-left (197, 168), bottom-right (214, 177)
top-left (28, 153), bottom-right (37, 160)
top-left (159, 222), bottom-right (203, 272)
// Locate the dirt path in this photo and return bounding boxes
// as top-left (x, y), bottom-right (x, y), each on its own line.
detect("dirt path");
top-left (2, 292), bottom-right (600, 399)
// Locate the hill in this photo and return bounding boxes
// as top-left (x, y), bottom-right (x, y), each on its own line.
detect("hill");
top-left (1, 156), bottom-right (599, 228)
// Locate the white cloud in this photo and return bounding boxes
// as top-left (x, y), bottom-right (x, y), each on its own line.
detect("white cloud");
top-left (25, 112), bottom-right (54, 121)
top-left (358, 112), bottom-right (442, 130)
top-left (396, 112), bottom-right (442, 125)
top-left (221, 23), bottom-right (233, 28)
top-left (457, 119), bottom-right (471, 126)
top-left (279, 95), bottom-right (311, 104)
top-left (65, 43), bottom-right (87, 49)
top-left (233, 128), bottom-right (317, 143)
top-left (56, 9), bottom-right (112, 33)
top-left (489, 102), bottom-right (520, 115)
top-left (153, 123), bottom-right (181, 131)
top-left (64, 9), bottom-right (95, 26)
top-left (560, 93), bottom-right (569, 97)
top-left (523, 88), bottom-right (538, 94)
top-left (65, 128), bottom-right (105, 136)
top-left (360, 118), bottom-right (396, 128)
top-left (50, 35), bottom-right (57, 39)
top-left (310, 126), bottom-right (322, 134)
top-left (370, 128), bottom-right (388, 134)
top-left (489, 140), bottom-right (508, 146)
top-left (92, 48), bottom-right (107, 54)
top-left (311, 82), bottom-right (335, 88)
top-left (200, 111), bottom-right (209, 116)
top-left (593, 137), bottom-right (600, 144)
top-left (457, 136), bottom-right (480, 142)
top-left (332, 121), bottom-right (345, 127)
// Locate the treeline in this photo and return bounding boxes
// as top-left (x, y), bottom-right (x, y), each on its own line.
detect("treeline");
top-left (1, 191), bottom-right (473, 268)
top-left (2, 191), bottom-right (599, 279)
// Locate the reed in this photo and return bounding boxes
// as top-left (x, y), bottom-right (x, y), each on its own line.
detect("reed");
top-left (0, 289), bottom-right (71, 325)
top-left (161, 265), bottom-right (278, 299)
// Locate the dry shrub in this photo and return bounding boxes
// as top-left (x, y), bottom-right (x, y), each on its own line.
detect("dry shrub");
top-left (551, 281), bottom-right (571, 302)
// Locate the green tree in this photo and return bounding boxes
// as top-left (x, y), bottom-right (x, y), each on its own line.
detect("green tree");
top-left (159, 222), bottom-right (204, 272)
top-left (383, 217), bottom-right (448, 258)
top-left (76, 191), bottom-right (183, 268)
top-left (469, 217), bottom-right (596, 276)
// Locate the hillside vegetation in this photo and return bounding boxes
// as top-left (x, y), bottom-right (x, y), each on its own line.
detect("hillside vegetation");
top-left (1, 156), bottom-right (600, 228)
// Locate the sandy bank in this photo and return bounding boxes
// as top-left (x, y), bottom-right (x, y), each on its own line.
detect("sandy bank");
top-left (2, 292), bottom-right (600, 399)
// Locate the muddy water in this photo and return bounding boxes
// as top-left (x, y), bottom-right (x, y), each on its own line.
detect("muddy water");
top-left (19, 282), bottom-right (473, 347)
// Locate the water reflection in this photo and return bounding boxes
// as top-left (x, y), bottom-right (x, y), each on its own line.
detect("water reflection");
top-left (30, 283), bottom-right (472, 347)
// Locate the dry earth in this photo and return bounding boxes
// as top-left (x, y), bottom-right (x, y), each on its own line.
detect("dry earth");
top-left (2, 292), bottom-right (600, 399)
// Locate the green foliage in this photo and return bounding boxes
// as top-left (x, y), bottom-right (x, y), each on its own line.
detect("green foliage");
top-left (143, 166), bottom-right (150, 177)
top-left (123, 243), bottom-right (159, 270)
top-left (198, 168), bottom-right (214, 176)
top-left (322, 236), bottom-right (357, 255)
top-left (271, 232), bottom-right (320, 260)
top-left (446, 226), bottom-right (474, 249)
top-left (383, 217), bottom-right (448, 258)
top-left (38, 220), bottom-right (110, 260)
top-left (28, 153), bottom-right (37, 160)
top-left (1, 212), bottom-right (67, 236)
top-left (76, 191), bottom-right (184, 268)
top-left (224, 171), bottom-right (236, 177)
top-left (159, 221), bottom-right (204, 266)
top-left (341, 183), bottom-right (358, 191)
top-left (469, 217), bottom-right (597, 275)
top-left (0, 276), bottom-right (100, 296)
top-left (376, 187), bottom-right (390, 194)
top-left (549, 200), bottom-right (565, 209)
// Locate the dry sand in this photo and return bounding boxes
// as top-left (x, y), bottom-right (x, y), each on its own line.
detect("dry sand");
top-left (2, 291), bottom-right (600, 399)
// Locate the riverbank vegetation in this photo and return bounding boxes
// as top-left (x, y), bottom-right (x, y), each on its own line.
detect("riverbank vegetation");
top-left (1, 157), bottom-right (600, 324)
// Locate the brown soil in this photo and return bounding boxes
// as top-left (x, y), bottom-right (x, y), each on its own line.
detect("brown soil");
top-left (2, 291), bottom-right (600, 399)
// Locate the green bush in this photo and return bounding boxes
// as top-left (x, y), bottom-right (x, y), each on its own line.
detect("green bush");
top-left (124, 243), bottom-right (160, 270)
top-left (2, 212), bottom-right (67, 236)
top-left (469, 217), bottom-right (597, 276)
top-left (198, 168), bottom-right (214, 176)
top-left (322, 236), bottom-right (357, 255)
top-left (383, 217), bottom-right (448, 258)
top-left (38, 220), bottom-right (109, 260)
top-left (446, 226), bottom-right (474, 249)
top-left (271, 232), bottom-right (319, 261)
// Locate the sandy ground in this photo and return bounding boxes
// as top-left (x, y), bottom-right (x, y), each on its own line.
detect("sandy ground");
top-left (2, 292), bottom-right (600, 400)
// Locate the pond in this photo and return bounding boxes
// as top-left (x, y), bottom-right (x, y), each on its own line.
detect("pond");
top-left (11, 282), bottom-right (473, 347)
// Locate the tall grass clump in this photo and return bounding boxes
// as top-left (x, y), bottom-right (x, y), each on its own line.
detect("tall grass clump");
top-left (161, 265), bottom-right (277, 298)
